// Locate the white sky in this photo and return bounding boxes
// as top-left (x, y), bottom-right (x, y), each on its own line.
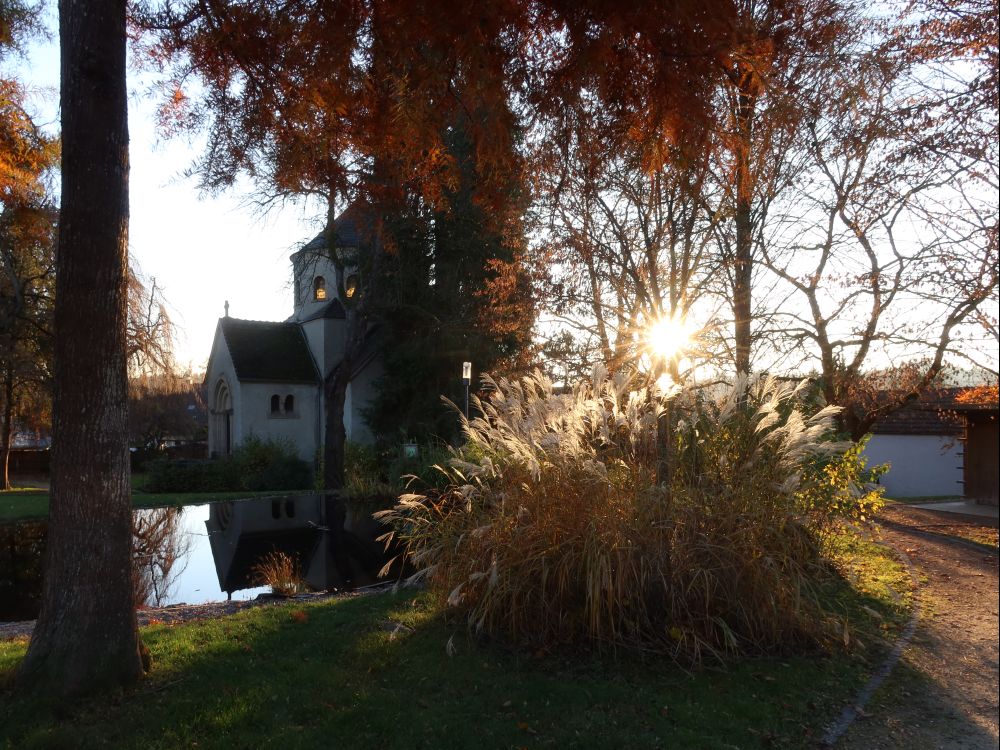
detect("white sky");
top-left (8, 17), bottom-right (321, 373)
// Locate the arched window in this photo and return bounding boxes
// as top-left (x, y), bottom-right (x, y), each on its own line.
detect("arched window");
top-left (313, 275), bottom-right (327, 301)
top-left (284, 394), bottom-right (295, 414)
top-left (345, 273), bottom-right (359, 299)
top-left (270, 394), bottom-right (280, 414)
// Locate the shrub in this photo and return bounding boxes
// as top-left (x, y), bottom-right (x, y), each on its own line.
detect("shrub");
top-left (144, 437), bottom-right (312, 493)
top-left (144, 459), bottom-right (220, 493)
top-left (235, 436), bottom-right (312, 491)
top-left (387, 443), bottom-right (453, 493)
top-left (342, 442), bottom-right (393, 500)
top-left (343, 441), bottom-right (454, 501)
top-left (797, 435), bottom-right (886, 529)
top-left (378, 368), bottom-right (884, 663)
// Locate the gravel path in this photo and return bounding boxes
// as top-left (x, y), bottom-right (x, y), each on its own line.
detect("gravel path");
top-left (838, 504), bottom-right (999, 749)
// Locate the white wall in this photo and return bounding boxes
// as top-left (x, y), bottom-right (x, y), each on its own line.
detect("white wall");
top-left (345, 357), bottom-right (383, 444)
top-left (240, 382), bottom-right (321, 462)
top-left (302, 318), bottom-right (327, 375)
top-left (292, 252), bottom-right (339, 320)
top-left (302, 316), bottom-right (346, 379)
top-left (865, 434), bottom-right (964, 498)
top-left (205, 332), bottom-right (240, 458)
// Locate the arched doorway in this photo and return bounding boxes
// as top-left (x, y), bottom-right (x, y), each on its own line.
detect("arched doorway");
top-left (211, 379), bottom-right (233, 457)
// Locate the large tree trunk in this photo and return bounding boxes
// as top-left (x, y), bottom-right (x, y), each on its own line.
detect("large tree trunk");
top-left (1, 363), bottom-right (13, 491)
top-left (323, 362), bottom-right (351, 491)
top-left (732, 87), bottom-right (754, 379)
top-left (320, 195), bottom-right (353, 493)
top-left (323, 299), bottom-right (370, 490)
top-left (320, 191), bottom-right (386, 492)
top-left (18, 0), bottom-right (144, 695)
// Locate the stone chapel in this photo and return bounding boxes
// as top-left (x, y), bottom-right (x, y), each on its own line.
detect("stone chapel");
top-left (205, 206), bottom-right (382, 461)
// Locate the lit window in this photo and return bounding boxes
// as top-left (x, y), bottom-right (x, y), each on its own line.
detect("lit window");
top-left (345, 274), bottom-right (359, 299)
top-left (313, 276), bottom-right (327, 300)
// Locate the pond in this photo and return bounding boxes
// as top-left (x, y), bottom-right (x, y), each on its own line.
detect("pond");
top-left (0, 494), bottom-right (400, 622)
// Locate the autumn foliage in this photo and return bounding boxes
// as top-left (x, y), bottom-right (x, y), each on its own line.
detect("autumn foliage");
top-left (138, 0), bottom-right (741, 213)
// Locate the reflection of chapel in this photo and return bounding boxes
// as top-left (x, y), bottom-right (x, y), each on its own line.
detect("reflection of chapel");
top-left (205, 206), bottom-right (382, 461)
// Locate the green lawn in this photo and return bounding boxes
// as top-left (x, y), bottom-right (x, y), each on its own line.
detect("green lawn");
top-left (0, 486), bottom-right (315, 523)
top-left (0, 530), bottom-right (913, 750)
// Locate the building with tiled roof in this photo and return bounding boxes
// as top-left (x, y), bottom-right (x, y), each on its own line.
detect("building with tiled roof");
top-left (205, 206), bottom-right (383, 461)
top-left (866, 387), bottom-right (998, 503)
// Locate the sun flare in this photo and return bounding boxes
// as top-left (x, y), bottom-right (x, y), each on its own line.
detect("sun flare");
top-left (646, 315), bottom-right (695, 361)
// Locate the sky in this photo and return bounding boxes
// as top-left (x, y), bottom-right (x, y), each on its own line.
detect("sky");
top-left (8, 13), bottom-right (996, 381)
top-left (9, 14), bottom-right (322, 373)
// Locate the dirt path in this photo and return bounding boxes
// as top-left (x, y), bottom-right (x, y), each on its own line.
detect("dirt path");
top-left (838, 504), bottom-right (999, 749)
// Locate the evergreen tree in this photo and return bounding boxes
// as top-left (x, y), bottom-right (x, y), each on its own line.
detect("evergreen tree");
top-left (366, 119), bottom-right (534, 443)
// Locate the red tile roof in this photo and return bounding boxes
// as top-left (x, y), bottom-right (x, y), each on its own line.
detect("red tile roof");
top-left (872, 387), bottom-right (998, 436)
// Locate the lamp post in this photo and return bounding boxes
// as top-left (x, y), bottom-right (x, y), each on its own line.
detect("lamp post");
top-left (462, 361), bottom-right (472, 421)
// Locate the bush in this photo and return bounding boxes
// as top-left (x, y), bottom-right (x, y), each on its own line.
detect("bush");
top-left (234, 436), bottom-right (313, 491)
top-left (378, 369), bottom-right (884, 663)
top-left (342, 442), bottom-right (392, 500)
top-left (144, 437), bottom-right (312, 493)
top-left (343, 441), bottom-right (454, 501)
top-left (387, 443), bottom-right (453, 493)
top-left (144, 459), bottom-right (221, 493)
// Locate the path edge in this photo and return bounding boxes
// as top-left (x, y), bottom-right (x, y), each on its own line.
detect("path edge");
top-left (820, 529), bottom-right (921, 747)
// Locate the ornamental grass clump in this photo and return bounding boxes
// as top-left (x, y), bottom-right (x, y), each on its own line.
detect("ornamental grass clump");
top-left (252, 550), bottom-right (304, 597)
top-left (377, 368), bottom-right (883, 663)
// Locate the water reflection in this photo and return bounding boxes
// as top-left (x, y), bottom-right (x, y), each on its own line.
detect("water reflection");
top-left (0, 495), bottom-right (397, 622)
top-left (133, 507), bottom-right (191, 608)
top-left (206, 495), bottom-right (389, 596)
top-left (0, 520), bottom-right (45, 621)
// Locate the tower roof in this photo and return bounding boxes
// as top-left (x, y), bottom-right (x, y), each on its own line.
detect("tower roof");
top-left (295, 201), bottom-right (375, 257)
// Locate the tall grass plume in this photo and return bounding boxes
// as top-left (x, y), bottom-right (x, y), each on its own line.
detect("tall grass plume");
top-left (377, 368), bottom-right (883, 663)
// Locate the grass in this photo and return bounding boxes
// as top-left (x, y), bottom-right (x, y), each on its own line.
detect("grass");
top-left (0, 526), bottom-right (913, 750)
top-left (820, 529), bottom-right (915, 638)
top-left (0, 484), bottom-right (314, 523)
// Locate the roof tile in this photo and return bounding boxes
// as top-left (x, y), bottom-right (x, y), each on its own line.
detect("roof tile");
top-left (221, 318), bottom-right (319, 383)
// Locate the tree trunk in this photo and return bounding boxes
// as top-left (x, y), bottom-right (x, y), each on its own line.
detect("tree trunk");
top-left (320, 194), bottom-right (352, 493)
top-left (324, 296), bottom-right (371, 490)
top-left (733, 87), bottom-right (754, 379)
top-left (1, 363), bottom-right (13, 491)
top-left (323, 363), bottom-right (351, 491)
top-left (18, 0), bottom-right (144, 695)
